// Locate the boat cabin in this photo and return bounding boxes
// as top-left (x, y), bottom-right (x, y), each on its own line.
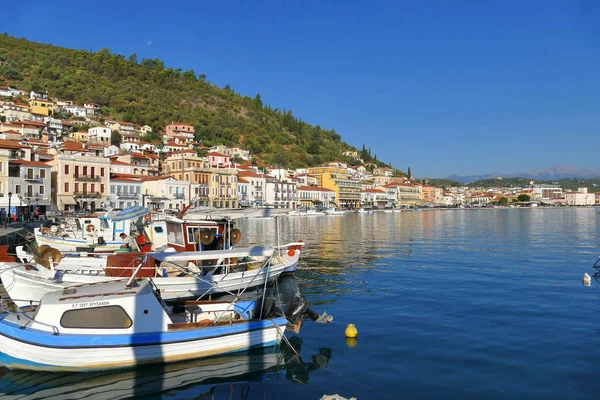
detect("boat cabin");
top-left (144, 215), bottom-right (240, 252)
top-left (11, 279), bottom-right (258, 335)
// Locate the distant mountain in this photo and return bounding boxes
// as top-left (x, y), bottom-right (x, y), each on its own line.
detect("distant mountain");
top-left (447, 165), bottom-right (600, 184)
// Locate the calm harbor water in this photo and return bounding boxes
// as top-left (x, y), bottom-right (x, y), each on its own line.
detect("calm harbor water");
top-left (1, 208), bottom-right (599, 399)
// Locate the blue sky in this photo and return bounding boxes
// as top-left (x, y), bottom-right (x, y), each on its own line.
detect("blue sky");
top-left (4, 0), bottom-right (599, 178)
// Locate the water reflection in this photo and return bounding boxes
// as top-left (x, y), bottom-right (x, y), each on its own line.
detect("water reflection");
top-left (0, 349), bottom-right (284, 399)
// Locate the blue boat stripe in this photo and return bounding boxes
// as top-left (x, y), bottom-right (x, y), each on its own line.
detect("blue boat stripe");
top-left (0, 317), bottom-right (287, 349)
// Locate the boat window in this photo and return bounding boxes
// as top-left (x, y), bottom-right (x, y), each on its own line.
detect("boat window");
top-left (153, 226), bottom-right (164, 234)
top-left (166, 222), bottom-right (184, 246)
top-left (102, 219), bottom-right (110, 229)
top-left (187, 226), bottom-right (217, 244)
top-left (60, 306), bottom-right (133, 329)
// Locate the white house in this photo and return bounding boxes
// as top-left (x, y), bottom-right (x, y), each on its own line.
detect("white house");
top-left (264, 178), bottom-right (297, 209)
top-left (141, 176), bottom-right (189, 211)
top-left (237, 177), bottom-right (251, 207)
top-left (88, 127), bottom-right (112, 144)
top-left (297, 186), bottom-right (335, 209)
top-left (120, 142), bottom-right (140, 152)
top-left (361, 188), bottom-right (387, 208)
top-left (64, 105), bottom-right (87, 118)
top-left (109, 177), bottom-right (143, 209)
top-left (565, 187), bottom-right (595, 206)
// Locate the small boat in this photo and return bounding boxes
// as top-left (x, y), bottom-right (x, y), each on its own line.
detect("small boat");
top-left (1, 245), bottom-right (305, 308)
top-left (0, 278), bottom-right (289, 371)
top-left (34, 214), bottom-right (129, 252)
top-left (356, 209), bottom-right (368, 214)
top-left (323, 208), bottom-right (347, 215)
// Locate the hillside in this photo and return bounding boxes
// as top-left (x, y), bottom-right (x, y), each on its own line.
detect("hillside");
top-left (0, 34), bottom-right (384, 169)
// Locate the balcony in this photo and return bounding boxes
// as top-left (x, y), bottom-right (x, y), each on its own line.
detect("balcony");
top-left (24, 174), bottom-right (41, 181)
top-left (23, 193), bottom-right (50, 202)
top-left (174, 194), bottom-right (186, 199)
top-left (74, 191), bottom-right (102, 198)
top-left (115, 193), bottom-right (140, 200)
top-left (75, 175), bottom-right (102, 182)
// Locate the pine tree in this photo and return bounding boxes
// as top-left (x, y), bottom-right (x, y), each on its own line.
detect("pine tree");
top-left (407, 166), bottom-right (412, 179)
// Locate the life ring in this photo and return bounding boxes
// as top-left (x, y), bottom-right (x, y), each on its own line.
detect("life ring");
top-left (144, 214), bottom-right (152, 221)
top-left (85, 224), bottom-right (96, 232)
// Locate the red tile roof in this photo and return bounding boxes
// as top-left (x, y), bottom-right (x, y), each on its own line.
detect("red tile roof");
top-left (9, 159), bottom-right (51, 168)
top-left (297, 186), bottom-right (335, 192)
top-left (208, 152), bottom-right (227, 157)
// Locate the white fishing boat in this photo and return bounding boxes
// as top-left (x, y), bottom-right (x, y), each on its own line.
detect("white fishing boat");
top-left (1, 245), bottom-right (304, 308)
top-left (34, 214), bottom-right (129, 252)
top-left (323, 208), bottom-right (347, 215)
top-left (0, 277), bottom-right (288, 372)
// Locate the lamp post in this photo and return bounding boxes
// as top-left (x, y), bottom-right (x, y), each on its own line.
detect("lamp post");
top-left (7, 192), bottom-right (12, 224)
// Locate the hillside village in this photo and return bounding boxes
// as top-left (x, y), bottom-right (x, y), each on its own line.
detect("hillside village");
top-left (0, 86), bottom-right (598, 217)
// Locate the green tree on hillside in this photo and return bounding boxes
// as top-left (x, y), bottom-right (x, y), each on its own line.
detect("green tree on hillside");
top-left (517, 194), bottom-right (531, 202)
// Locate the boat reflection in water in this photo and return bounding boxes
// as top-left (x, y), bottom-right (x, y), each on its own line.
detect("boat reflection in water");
top-left (0, 276), bottom-right (332, 399)
top-left (0, 349), bottom-right (284, 399)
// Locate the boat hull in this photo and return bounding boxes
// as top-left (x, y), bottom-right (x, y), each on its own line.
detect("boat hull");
top-left (0, 316), bottom-right (287, 372)
top-left (0, 250), bottom-right (300, 307)
top-left (34, 230), bottom-right (122, 252)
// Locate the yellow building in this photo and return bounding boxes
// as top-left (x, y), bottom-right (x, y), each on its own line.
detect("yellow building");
top-left (307, 165), bottom-right (361, 209)
top-left (29, 98), bottom-right (54, 116)
top-left (165, 152), bottom-right (237, 208)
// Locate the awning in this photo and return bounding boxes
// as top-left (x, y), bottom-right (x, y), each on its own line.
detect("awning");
top-left (60, 195), bottom-right (77, 205)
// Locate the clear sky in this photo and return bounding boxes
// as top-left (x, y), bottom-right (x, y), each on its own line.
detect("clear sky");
top-left (4, 0), bottom-right (600, 178)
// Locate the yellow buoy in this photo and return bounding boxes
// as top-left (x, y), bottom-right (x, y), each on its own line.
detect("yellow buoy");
top-left (345, 323), bottom-right (358, 338)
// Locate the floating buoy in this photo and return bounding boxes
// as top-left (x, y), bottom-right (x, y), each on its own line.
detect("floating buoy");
top-left (345, 323), bottom-right (358, 338)
top-left (583, 273), bottom-right (592, 287)
top-left (345, 337), bottom-right (358, 348)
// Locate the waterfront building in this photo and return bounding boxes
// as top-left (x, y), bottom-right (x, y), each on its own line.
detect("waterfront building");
top-left (165, 151), bottom-right (210, 207)
top-left (7, 159), bottom-right (52, 214)
top-left (237, 177), bottom-right (250, 207)
top-left (565, 187), bottom-right (595, 206)
top-left (294, 173), bottom-right (319, 187)
top-left (0, 147), bottom-right (9, 211)
top-left (297, 186), bottom-right (335, 209)
top-left (238, 170), bottom-right (267, 206)
top-left (141, 176), bottom-right (189, 211)
top-left (595, 192), bottom-right (600, 206)
top-left (361, 188), bottom-right (388, 208)
top-left (264, 177), bottom-right (297, 209)
top-left (531, 184), bottom-right (563, 200)
top-left (109, 176), bottom-right (143, 209)
top-left (395, 182), bottom-right (423, 206)
top-left (50, 144), bottom-right (110, 212)
top-left (306, 165), bottom-right (361, 209)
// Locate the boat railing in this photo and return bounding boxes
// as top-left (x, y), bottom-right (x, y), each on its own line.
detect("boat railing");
top-left (0, 299), bottom-right (60, 335)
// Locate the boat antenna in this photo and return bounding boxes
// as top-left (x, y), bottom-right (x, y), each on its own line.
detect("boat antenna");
top-left (276, 214), bottom-right (281, 256)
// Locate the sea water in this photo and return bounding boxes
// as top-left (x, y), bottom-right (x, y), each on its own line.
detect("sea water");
top-left (1, 208), bottom-right (599, 399)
